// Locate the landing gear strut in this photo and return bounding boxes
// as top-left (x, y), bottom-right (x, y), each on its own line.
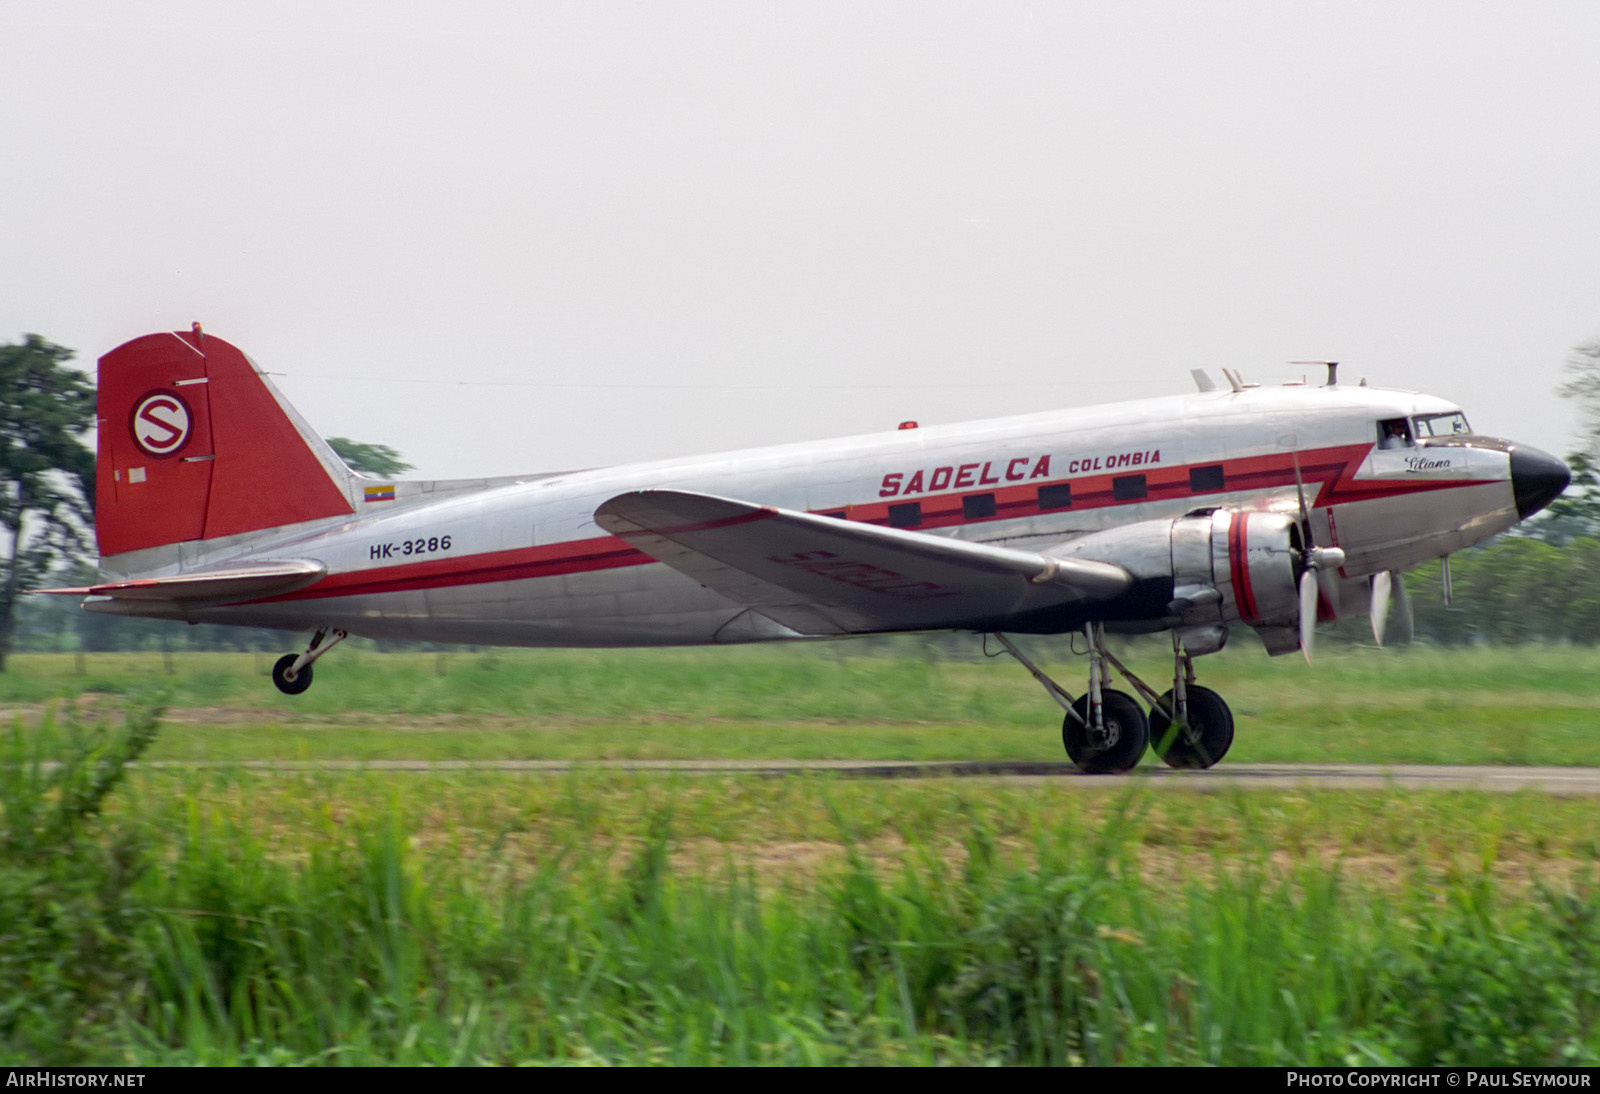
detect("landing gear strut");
top-left (991, 626), bottom-right (1234, 772)
top-left (271, 628), bottom-right (347, 695)
top-left (1146, 637), bottom-right (1235, 769)
top-left (1148, 640), bottom-right (1234, 768)
top-left (1150, 686), bottom-right (1234, 768)
top-left (993, 625), bottom-right (1150, 774)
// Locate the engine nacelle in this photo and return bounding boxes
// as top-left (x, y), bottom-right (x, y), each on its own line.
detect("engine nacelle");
top-left (1048, 508), bottom-right (1310, 656)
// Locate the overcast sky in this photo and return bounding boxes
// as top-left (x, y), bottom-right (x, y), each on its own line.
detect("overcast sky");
top-left (5, 1), bottom-right (1599, 478)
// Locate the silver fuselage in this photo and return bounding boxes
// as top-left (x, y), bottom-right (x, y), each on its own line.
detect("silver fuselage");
top-left (92, 382), bottom-right (1524, 646)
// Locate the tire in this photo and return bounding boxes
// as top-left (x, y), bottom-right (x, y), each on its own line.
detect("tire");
top-left (1063, 689), bottom-right (1149, 774)
top-left (271, 653), bottom-right (313, 696)
top-left (1148, 685), bottom-right (1234, 769)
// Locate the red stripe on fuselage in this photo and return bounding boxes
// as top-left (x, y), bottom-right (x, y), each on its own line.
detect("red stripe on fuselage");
top-left (256, 508), bottom-right (781, 603)
top-left (251, 443), bottom-right (1497, 606)
top-left (259, 536), bottom-right (650, 603)
top-left (844, 443), bottom-right (1487, 531)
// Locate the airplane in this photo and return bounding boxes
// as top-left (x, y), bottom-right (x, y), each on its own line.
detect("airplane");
top-left (39, 325), bottom-right (1570, 773)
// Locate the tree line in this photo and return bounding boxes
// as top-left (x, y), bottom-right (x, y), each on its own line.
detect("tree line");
top-left (4, 333), bottom-right (1600, 659)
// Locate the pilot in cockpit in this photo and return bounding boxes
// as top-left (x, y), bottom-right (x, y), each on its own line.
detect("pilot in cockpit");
top-left (1377, 418), bottom-right (1412, 450)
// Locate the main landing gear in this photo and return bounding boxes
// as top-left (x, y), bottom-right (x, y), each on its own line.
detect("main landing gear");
top-left (991, 626), bottom-right (1235, 774)
top-left (271, 628), bottom-right (347, 695)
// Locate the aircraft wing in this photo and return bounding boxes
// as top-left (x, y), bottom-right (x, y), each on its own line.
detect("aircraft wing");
top-left (595, 489), bottom-right (1131, 635)
top-left (33, 559), bottom-right (326, 603)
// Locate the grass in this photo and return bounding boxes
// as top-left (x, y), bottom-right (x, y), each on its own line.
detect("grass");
top-left (107, 768), bottom-right (1600, 1064)
top-left (5, 692), bottom-right (1600, 1066)
top-left (4, 640), bottom-right (1600, 765)
top-left (7, 646), bottom-right (1600, 1065)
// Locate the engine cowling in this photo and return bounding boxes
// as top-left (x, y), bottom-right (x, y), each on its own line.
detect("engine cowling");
top-left (1048, 508), bottom-right (1317, 656)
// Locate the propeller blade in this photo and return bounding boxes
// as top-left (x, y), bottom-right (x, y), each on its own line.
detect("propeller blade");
top-left (1292, 453), bottom-right (1310, 532)
top-left (1393, 570), bottom-right (1414, 643)
top-left (1371, 571), bottom-right (1392, 647)
top-left (1299, 569), bottom-right (1319, 664)
top-left (1318, 566), bottom-right (1342, 616)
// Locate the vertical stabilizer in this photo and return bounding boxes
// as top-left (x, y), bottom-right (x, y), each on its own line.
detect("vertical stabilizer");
top-left (96, 330), bottom-right (355, 559)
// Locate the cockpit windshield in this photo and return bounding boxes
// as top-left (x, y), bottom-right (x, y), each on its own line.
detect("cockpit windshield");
top-left (1412, 411), bottom-right (1471, 438)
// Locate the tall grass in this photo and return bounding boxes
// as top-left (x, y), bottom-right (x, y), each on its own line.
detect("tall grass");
top-left (0, 701), bottom-right (161, 1063)
top-left (8, 698), bottom-right (1600, 1064)
top-left (123, 782), bottom-right (1600, 1065)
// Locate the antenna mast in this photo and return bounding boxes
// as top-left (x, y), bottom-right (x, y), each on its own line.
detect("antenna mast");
top-left (1290, 360), bottom-right (1339, 387)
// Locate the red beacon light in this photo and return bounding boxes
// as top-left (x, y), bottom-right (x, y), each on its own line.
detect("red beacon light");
top-left (898, 420), bottom-right (919, 430)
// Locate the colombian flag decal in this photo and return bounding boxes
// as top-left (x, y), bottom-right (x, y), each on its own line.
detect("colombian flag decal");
top-left (364, 485), bottom-right (396, 503)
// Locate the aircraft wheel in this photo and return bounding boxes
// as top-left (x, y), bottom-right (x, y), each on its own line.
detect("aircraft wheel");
top-left (1148, 685), bottom-right (1234, 769)
top-left (271, 654), bottom-right (313, 696)
top-left (1063, 689), bottom-right (1148, 774)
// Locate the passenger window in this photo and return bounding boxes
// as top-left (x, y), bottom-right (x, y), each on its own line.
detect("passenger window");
top-left (888, 502), bottom-right (922, 528)
top-left (1037, 483), bottom-right (1073, 510)
top-left (1112, 474), bottom-right (1148, 501)
top-left (1189, 465), bottom-right (1224, 492)
top-left (962, 494), bottom-right (997, 520)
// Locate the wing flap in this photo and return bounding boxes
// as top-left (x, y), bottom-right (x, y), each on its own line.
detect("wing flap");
top-left (595, 490), bottom-right (1130, 635)
top-left (34, 559), bottom-right (326, 603)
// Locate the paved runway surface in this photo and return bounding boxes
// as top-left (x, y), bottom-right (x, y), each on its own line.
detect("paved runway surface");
top-left (134, 760), bottom-right (1600, 794)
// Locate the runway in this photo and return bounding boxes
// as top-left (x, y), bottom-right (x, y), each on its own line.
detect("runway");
top-left (132, 760), bottom-right (1600, 794)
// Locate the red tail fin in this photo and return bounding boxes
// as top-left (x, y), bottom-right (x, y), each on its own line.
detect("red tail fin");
top-left (96, 330), bottom-right (354, 559)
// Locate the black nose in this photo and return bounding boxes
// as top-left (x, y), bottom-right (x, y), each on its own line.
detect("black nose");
top-left (1509, 444), bottom-right (1571, 520)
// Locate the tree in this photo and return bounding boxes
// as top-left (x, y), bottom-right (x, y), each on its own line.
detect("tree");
top-left (1559, 338), bottom-right (1600, 462)
top-left (327, 436), bottom-right (413, 478)
top-left (1518, 338), bottom-right (1600, 543)
top-left (0, 336), bottom-right (94, 671)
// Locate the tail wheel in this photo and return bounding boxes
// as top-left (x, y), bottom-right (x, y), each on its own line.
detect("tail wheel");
top-left (1063, 689), bottom-right (1149, 774)
top-left (1148, 685), bottom-right (1234, 769)
top-left (271, 653), bottom-right (313, 696)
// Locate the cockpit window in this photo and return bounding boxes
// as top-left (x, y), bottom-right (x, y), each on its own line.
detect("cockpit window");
top-left (1412, 412), bottom-right (1471, 438)
top-left (1377, 418), bottom-right (1412, 449)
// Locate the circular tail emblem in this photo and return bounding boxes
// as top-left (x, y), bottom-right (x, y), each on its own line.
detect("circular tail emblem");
top-left (131, 390), bottom-right (193, 457)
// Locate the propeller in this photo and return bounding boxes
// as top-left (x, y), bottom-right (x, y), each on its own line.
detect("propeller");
top-left (1296, 545), bottom-right (1345, 663)
top-left (1285, 439), bottom-right (1344, 663)
top-left (1298, 570), bottom-right (1318, 661)
top-left (1393, 568), bottom-right (1414, 642)
top-left (1369, 569), bottom-right (1417, 647)
top-left (1370, 571), bottom-right (1392, 646)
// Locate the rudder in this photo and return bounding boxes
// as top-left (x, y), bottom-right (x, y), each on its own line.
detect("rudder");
top-left (96, 328), bottom-right (355, 560)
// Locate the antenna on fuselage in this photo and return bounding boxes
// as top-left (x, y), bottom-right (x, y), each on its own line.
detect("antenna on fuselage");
top-left (1290, 360), bottom-right (1339, 387)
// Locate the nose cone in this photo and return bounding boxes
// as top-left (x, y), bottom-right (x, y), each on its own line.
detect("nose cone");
top-left (1509, 443), bottom-right (1571, 520)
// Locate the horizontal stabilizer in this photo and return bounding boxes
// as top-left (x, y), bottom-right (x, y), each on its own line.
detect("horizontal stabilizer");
top-left (595, 490), bottom-right (1130, 635)
top-left (34, 559), bottom-right (325, 603)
